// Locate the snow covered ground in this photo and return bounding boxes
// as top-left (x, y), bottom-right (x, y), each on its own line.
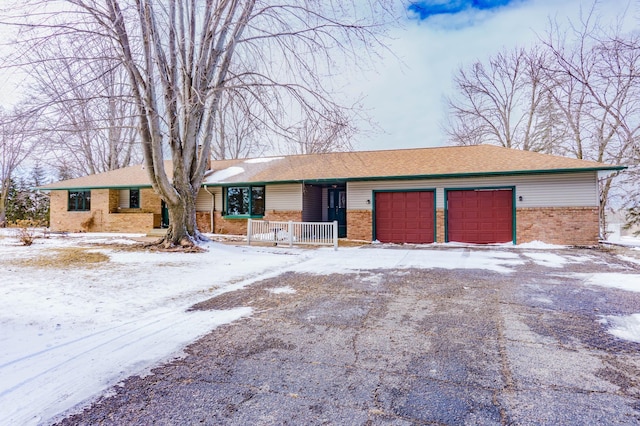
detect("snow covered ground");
top-left (1, 230), bottom-right (639, 425)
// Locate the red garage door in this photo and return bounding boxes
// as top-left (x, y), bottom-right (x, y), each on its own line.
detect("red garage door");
top-left (447, 189), bottom-right (513, 244)
top-left (375, 191), bottom-right (435, 243)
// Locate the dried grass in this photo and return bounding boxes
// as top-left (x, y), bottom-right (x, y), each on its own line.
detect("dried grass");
top-left (17, 248), bottom-right (110, 269)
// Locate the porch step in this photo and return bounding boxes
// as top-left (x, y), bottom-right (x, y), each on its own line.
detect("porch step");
top-left (147, 228), bottom-right (168, 237)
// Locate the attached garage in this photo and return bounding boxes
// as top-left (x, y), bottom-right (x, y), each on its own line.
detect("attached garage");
top-left (374, 190), bottom-right (435, 243)
top-left (446, 188), bottom-right (514, 244)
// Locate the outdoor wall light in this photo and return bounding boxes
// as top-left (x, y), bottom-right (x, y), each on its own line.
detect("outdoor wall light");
top-left (366, 199), bottom-right (371, 205)
top-left (518, 195), bottom-right (523, 201)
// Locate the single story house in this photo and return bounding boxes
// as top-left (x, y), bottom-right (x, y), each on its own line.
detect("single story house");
top-left (39, 145), bottom-right (624, 245)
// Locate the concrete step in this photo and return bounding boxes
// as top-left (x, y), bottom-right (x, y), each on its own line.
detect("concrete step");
top-left (147, 228), bottom-right (168, 237)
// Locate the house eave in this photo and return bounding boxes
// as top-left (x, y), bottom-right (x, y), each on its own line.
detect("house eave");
top-left (202, 166), bottom-right (626, 187)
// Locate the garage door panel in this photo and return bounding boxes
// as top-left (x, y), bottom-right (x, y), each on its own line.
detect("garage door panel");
top-left (375, 191), bottom-right (435, 244)
top-left (447, 189), bottom-right (513, 244)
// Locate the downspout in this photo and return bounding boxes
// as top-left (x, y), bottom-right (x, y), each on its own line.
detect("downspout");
top-left (204, 185), bottom-right (215, 233)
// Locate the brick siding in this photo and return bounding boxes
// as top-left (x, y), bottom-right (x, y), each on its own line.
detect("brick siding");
top-left (140, 188), bottom-right (162, 214)
top-left (436, 209), bottom-right (445, 243)
top-left (196, 212), bottom-right (212, 233)
top-left (213, 211), bottom-right (303, 236)
top-left (264, 211), bottom-right (303, 223)
top-left (213, 212), bottom-right (248, 235)
top-left (347, 210), bottom-right (372, 241)
top-left (50, 188), bottom-right (162, 233)
top-left (517, 207), bottom-right (599, 246)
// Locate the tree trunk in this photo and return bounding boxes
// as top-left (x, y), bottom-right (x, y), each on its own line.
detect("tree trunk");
top-left (159, 184), bottom-right (207, 248)
top-left (0, 179), bottom-right (8, 227)
top-left (0, 197), bottom-right (6, 228)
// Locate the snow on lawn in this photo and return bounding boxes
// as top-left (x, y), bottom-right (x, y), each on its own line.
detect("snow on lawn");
top-left (0, 234), bottom-right (307, 426)
top-left (0, 231), bottom-right (600, 425)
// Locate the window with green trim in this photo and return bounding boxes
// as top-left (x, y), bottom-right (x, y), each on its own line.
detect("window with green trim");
top-left (129, 189), bottom-right (140, 209)
top-left (225, 186), bottom-right (265, 216)
top-left (68, 190), bottom-right (91, 211)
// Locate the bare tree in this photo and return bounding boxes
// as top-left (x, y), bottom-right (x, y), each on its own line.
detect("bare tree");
top-left (444, 3), bottom-right (640, 235)
top-left (282, 109), bottom-right (354, 155)
top-left (25, 33), bottom-right (141, 177)
top-left (543, 8), bottom-right (640, 233)
top-left (6, 0), bottom-right (393, 247)
top-left (444, 46), bottom-right (552, 152)
top-left (0, 105), bottom-right (38, 227)
top-left (211, 90), bottom-right (267, 160)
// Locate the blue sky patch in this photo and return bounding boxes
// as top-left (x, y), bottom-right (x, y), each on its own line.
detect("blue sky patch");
top-left (409, 0), bottom-right (517, 19)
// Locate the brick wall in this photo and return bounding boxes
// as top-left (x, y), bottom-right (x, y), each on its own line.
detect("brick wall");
top-left (50, 190), bottom-right (91, 232)
top-left (196, 212), bottom-right (212, 233)
top-left (213, 212), bottom-right (248, 235)
top-left (50, 189), bottom-right (160, 233)
top-left (517, 207), bottom-right (599, 246)
top-left (436, 209), bottom-right (445, 243)
top-left (213, 211), bottom-right (303, 236)
top-left (264, 210), bottom-right (303, 222)
top-left (104, 213), bottom-right (155, 232)
top-left (108, 190), bottom-right (119, 213)
top-left (140, 188), bottom-right (162, 214)
top-left (347, 210), bottom-right (372, 241)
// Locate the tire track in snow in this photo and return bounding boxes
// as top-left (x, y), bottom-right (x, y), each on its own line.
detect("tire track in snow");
top-left (0, 306), bottom-right (250, 426)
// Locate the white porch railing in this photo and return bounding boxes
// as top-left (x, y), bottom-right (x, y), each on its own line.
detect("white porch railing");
top-left (247, 219), bottom-right (338, 250)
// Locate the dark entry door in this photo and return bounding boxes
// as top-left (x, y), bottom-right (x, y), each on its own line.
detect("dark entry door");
top-left (328, 188), bottom-right (347, 238)
top-left (161, 201), bottom-right (170, 228)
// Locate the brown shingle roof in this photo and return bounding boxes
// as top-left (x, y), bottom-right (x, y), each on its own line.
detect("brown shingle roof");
top-left (40, 145), bottom-right (624, 190)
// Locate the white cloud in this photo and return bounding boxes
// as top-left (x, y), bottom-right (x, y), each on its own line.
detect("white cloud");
top-left (348, 0), bottom-right (639, 151)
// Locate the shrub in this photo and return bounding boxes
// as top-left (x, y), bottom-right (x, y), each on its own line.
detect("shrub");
top-left (80, 214), bottom-right (95, 232)
top-left (13, 219), bottom-right (41, 246)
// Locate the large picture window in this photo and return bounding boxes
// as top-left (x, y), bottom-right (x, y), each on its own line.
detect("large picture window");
top-left (68, 190), bottom-right (91, 211)
top-left (226, 186), bottom-right (265, 217)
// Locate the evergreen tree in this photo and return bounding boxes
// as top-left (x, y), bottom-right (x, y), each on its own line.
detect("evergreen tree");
top-left (4, 165), bottom-right (50, 226)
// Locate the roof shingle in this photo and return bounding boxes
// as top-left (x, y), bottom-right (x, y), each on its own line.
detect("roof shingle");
top-left (39, 145), bottom-right (624, 190)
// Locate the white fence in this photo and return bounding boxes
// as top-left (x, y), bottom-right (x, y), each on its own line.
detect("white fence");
top-left (247, 219), bottom-right (338, 250)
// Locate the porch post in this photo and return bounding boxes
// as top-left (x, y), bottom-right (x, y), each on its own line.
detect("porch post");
top-left (288, 221), bottom-right (293, 247)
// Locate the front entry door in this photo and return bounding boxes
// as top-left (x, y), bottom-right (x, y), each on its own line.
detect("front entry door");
top-left (328, 188), bottom-right (347, 238)
top-left (161, 201), bottom-right (170, 228)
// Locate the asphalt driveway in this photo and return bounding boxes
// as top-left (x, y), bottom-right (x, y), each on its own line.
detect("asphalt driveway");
top-left (57, 246), bottom-right (640, 425)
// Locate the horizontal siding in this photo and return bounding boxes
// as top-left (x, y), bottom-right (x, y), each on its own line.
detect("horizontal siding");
top-left (348, 172), bottom-right (598, 210)
top-left (196, 187), bottom-right (221, 212)
top-left (198, 184), bottom-right (301, 212)
top-left (265, 184), bottom-right (302, 211)
top-left (118, 189), bottom-right (129, 209)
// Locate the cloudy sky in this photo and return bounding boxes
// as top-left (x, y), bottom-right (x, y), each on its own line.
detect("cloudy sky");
top-left (0, 0), bottom-right (636, 155)
top-left (351, 0), bottom-right (639, 151)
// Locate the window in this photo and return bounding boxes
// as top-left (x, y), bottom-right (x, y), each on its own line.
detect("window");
top-left (68, 190), bottom-right (91, 211)
top-left (225, 186), bottom-right (265, 216)
top-left (129, 189), bottom-right (140, 209)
